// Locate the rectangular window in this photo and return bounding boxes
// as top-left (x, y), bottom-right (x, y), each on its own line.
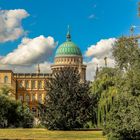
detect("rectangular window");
top-left (25, 94), bottom-right (30, 103)
top-left (4, 76), bottom-right (8, 84)
top-left (38, 94), bottom-right (42, 103)
top-left (31, 81), bottom-right (36, 89)
top-left (18, 81), bottom-right (23, 88)
top-left (32, 94), bottom-right (36, 102)
top-left (38, 81), bottom-right (42, 89)
top-left (19, 94), bottom-right (23, 101)
top-left (25, 81), bottom-right (29, 89)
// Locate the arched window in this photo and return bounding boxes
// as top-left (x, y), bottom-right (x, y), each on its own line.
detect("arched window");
top-left (4, 76), bottom-right (8, 83)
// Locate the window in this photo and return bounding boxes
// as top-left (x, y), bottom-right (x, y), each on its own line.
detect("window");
top-left (19, 81), bottom-right (23, 88)
top-left (25, 81), bottom-right (29, 89)
top-left (19, 94), bottom-right (23, 101)
top-left (31, 81), bottom-right (35, 89)
top-left (38, 94), bottom-right (42, 103)
top-left (25, 94), bottom-right (30, 103)
top-left (32, 94), bottom-right (36, 102)
top-left (38, 81), bottom-right (42, 89)
top-left (4, 76), bottom-right (8, 83)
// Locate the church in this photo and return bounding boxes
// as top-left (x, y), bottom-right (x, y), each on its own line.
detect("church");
top-left (0, 29), bottom-right (86, 114)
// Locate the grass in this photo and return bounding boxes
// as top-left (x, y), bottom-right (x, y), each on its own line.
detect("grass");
top-left (0, 128), bottom-right (107, 140)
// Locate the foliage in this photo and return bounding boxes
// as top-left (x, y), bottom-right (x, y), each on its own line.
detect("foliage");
top-left (0, 87), bottom-right (34, 128)
top-left (105, 93), bottom-right (140, 140)
top-left (91, 67), bottom-right (122, 127)
top-left (113, 37), bottom-right (140, 70)
top-left (103, 37), bottom-right (140, 139)
top-left (40, 67), bottom-right (94, 130)
top-left (0, 85), bottom-right (11, 96)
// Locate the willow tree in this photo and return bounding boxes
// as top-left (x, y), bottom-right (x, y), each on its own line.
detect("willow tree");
top-left (41, 67), bottom-right (94, 130)
top-left (91, 67), bottom-right (122, 127)
top-left (105, 92), bottom-right (140, 140)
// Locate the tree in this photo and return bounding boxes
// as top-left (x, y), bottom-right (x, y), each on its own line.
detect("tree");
top-left (113, 37), bottom-right (140, 71)
top-left (0, 86), bottom-right (34, 128)
top-left (105, 93), bottom-right (140, 140)
top-left (103, 37), bottom-right (140, 139)
top-left (40, 67), bottom-right (94, 130)
top-left (91, 67), bottom-right (122, 127)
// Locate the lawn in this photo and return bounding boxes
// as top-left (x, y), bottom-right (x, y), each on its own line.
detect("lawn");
top-left (0, 129), bottom-right (106, 140)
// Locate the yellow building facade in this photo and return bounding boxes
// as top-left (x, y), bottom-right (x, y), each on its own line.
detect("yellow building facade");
top-left (0, 70), bottom-right (51, 114)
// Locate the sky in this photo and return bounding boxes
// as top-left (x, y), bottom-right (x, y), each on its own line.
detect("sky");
top-left (0, 0), bottom-right (139, 80)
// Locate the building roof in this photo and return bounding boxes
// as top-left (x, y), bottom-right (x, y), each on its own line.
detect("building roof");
top-left (55, 27), bottom-right (82, 57)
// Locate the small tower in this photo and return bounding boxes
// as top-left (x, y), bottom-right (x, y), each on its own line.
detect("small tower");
top-left (104, 57), bottom-right (107, 67)
top-left (37, 64), bottom-right (40, 74)
top-left (94, 64), bottom-right (99, 79)
top-left (95, 64), bottom-right (99, 75)
top-left (130, 26), bottom-right (134, 36)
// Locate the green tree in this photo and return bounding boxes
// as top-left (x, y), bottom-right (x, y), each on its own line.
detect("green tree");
top-left (104, 37), bottom-right (140, 139)
top-left (40, 67), bottom-right (94, 130)
top-left (105, 93), bottom-right (140, 140)
top-left (113, 37), bottom-right (140, 70)
top-left (0, 86), bottom-right (34, 128)
top-left (91, 67), bottom-right (122, 127)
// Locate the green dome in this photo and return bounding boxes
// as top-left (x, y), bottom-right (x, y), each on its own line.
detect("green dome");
top-left (55, 41), bottom-right (82, 57)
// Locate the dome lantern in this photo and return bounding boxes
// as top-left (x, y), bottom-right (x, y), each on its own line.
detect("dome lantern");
top-left (66, 25), bottom-right (71, 41)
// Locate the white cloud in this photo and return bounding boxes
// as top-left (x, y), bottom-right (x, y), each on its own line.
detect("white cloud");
top-left (0, 9), bottom-right (29, 42)
top-left (85, 38), bottom-right (116, 58)
top-left (0, 35), bottom-right (57, 65)
top-left (0, 62), bottom-right (52, 74)
top-left (85, 38), bottom-right (117, 81)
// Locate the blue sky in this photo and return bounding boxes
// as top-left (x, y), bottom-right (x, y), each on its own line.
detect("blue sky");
top-left (0, 0), bottom-right (139, 56)
top-left (0, 0), bottom-right (139, 80)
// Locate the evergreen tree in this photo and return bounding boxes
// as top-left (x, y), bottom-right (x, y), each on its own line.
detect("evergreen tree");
top-left (40, 67), bottom-right (94, 130)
